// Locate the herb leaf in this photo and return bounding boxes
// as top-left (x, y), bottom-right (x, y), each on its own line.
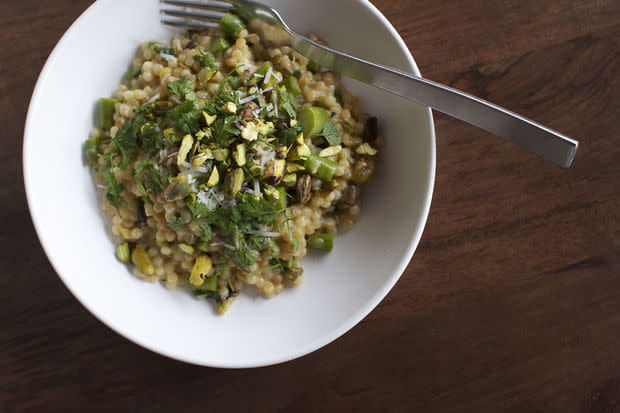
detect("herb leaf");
top-left (232, 243), bottom-right (259, 269)
top-left (204, 66), bottom-right (243, 113)
top-left (193, 46), bottom-right (217, 71)
top-left (247, 234), bottom-right (272, 251)
top-left (236, 192), bottom-right (279, 227)
top-left (134, 156), bottom-right (167, 195)
top-left (112, 121), bottom-right (138, 169)
top-left (211, 115), bottom-right (241, 147)
top-left (317, 121), bottom-right (341, 146)
top-left (188, 201), bottom-right (211, 218)
top-left (194, 217), bottom-right (213, 242)
top-left (170, 100), bottom-right (202, 135)
top-left (278, 86), bottom-right (299, 118)
top-left (148, 41), bottom-right (175, 56)
top-left (207, 206), bottom-right (238, 238)
top-left (101, 169), bottom-right (124, 212)
top-left (139, 122), bottom-right (163, 150)
top-left (167, 215), bottom-right (186, 232)
top-left (275, 124), bottom-right (301, 146)
top-left (187, 201), bottom-right (213, 242)
top-left (278, 207), bottom-right (299, 251)
top-left (167, 76), bottom-right (196, 102)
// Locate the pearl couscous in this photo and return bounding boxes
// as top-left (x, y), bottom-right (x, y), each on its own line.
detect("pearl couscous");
top-left (84, 12), bottom-right (380, 314)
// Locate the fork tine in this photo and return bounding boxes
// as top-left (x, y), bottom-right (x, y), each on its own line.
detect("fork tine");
top-left (161, 0), bottom-right (233, 13)
top-left (161, 18), bottom-right (218, 31)
top-left (161, 8), bottom-right (225, 23)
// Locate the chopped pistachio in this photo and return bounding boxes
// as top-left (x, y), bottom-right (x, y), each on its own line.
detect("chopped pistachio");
top-left (319, 145), bottom-right (342, 157)
top-left (275, 145), bottom-right (288, 159)
top-left (241, 121), bottom-right (258, 141)
top-left (207, 167), bottom-right (220, 187)
top-left (197, 128), bottom-right (212, 139)
top-left (189, 254), bottom-right (213, 286)
top-left (240, 101), bottom-right (258, 121)
top-left (195, 240), bottom-right (209, 252)
top-left (212, 148), bottom-right (229, 162)
top-left (191, 148), bottom-right (213, 167)
top-left (222, 101), bottom-right (237, 113)
top-left (178, 243), bottom-right (195, 255)
top-left (263, 184), bottom-right (279, 200)
top-left (164, 126), bottom-right (180, 143)
top-left (341, 184), bottom-right (360, 206)
top-left (263, 71), bottom-right (279, 89)
top-left (256, 119), bottom-right (275, 135)
top-left (198, 67), bottom-right (215, 85)
top-left (225, 168), bottom-right (244, 198)
top-left (293, 133), bottom-right (311, 159)
top-left (249, 164), bottom-right (262, 176)
top-left (191, 153), bottom-right (207, 167)
top-left (354, 142), bottom-right (378, 156)
top-left (163, 175), bottom-right (190, 201)
top-left (286, 163), bottom-right (305, 173)
top-left (217, 296), bottom-right (236, 315)
top-left (296, 174), bottom-right (312, 203)
top-left (202, 111), bottom-right (216, 126)
top-left (177, 134), bottom-right (194, 166)
top-left (262, 158), bottom-right (286, 186)
top-left (131, 247), bottom-right (154, 275)
top-left (116, 242), bottom-right (131, 263)
top-left (352, 158), bottom-right (375, 183)
top-left (190, 139), bottom-right (200, 157)
top-left (295, 132), bottom-right (305, 145)
top-left (296, 143), bottom-right (311, 159)
top-left (282, 173), bottom-right (297, 184)
top-left (233, 143), bottom-right (246, 166)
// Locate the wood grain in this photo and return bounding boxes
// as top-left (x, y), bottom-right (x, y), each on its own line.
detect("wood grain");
top-left (1, 0), bottom-right (619, 411)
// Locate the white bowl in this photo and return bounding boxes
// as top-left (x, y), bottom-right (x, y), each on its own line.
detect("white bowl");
top-left (23, 0), bottom-right (435, 367)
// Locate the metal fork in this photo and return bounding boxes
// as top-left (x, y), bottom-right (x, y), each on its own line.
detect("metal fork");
top-left (161, 0), bottom-right (578, 168)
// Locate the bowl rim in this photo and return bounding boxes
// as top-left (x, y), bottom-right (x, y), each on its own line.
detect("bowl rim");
top-left (23, 0), bottom-right (436, 368)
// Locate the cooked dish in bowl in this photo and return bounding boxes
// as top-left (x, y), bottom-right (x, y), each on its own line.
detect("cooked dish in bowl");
top-left (84, 13), bottom-right (380, 314)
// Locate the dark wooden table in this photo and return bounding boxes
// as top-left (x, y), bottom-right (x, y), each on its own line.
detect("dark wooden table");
top-left (2, 1), bottom-right (619, 411)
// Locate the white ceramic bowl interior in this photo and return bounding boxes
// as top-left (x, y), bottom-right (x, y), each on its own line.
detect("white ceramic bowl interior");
top-left (24, 0), bottom-right (435, 367)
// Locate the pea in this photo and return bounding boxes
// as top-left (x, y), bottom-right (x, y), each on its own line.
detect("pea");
top-left (131, 247), bottom-right (154, 275)
top-left (307, 233), bottom-right (334, 252)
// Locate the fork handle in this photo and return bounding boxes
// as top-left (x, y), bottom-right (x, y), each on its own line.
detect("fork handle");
top-left (292, 38), bottom-right (578, 167)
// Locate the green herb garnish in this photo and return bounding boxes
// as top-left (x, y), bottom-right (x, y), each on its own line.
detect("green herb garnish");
top-left (169, 100), bottom-right (202, 135)
top-left (111, 121), bottom-right (138, 169)
top-left (167, 215), bottom-right (187, 232)
top-left (211, 115), bottom-right (242, 147)
top-left (148, 41), bottom-right (175, 56)
top-left (278, 86), bottom-right (299, 119)
top-left (317, 121), bottom-right (341, 146)
top-left (167, 76), bottom-right (197, 102)
top-left (101, 169), bottom-right (124, 212)
top-left (134, 155), bottom-right (167, 195)
top-left (193, 46), bottom-right (217, 71)
top-left (279, 207), bottom-right (299, 251)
